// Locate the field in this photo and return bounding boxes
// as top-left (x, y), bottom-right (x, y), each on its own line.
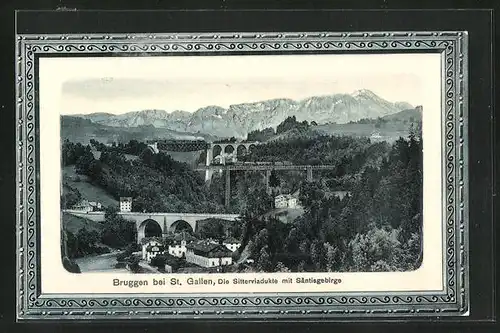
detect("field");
top-left (62, 212), bottom-right (104, 234)
top-left (62, 166), bottom-right (119, 208)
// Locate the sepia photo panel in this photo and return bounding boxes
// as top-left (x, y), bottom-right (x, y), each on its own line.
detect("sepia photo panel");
top-left (16, 31), bottom-right (469, 320)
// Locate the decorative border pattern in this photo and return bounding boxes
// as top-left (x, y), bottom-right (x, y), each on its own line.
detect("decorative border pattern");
top-left (15, 31), bottom-right (469, 320)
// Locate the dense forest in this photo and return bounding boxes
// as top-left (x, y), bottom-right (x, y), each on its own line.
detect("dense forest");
top-left (236, 125), bottom-right (423, 272)
top-left (61, 139), bottom-right (225, 213)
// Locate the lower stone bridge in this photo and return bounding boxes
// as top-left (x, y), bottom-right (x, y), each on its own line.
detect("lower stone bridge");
top-left (63, 210), bottom-right (240, 244)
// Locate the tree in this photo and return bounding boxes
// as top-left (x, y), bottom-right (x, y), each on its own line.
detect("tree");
top-left (75, 150), bottom-right (96, 175)
top-left (251, 228), bottom-right (269, 258)
top-left (101, 207), bottom-right (137, 248)
top-left (324, 242), bottom-right (340, 272)
top-left (244, 188), bottom-right (273, 218)
top-left (197, 219), bottom-right (227, 240)
top-left (247, 127), bottom-right (275, 142)
top-left (276, 116), bottom-right (310, 134)
top-left (345, 227), bottom-right (401, 272)
top-left (310, 240), bottom-right (326, 271)
top-left (284, 227), bottom-right (300, 254)
top-left (275, 261), bottom-right (291, 272)
top-left (269, 170), bottom-right (280, 188)
top-left (61, 184), bottom-right (82, 209)
top-left (256, 246), bottom-right (272, 272)
top-left (150, 255), bottom-right (167, 269)
top-left (128, 256), bottom-right (141, 273)
top-left (297, 261), bottom-right (306, 272)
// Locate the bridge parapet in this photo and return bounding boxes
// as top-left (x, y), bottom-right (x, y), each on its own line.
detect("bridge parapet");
top-left (63, 210), bottom-right (241, 244)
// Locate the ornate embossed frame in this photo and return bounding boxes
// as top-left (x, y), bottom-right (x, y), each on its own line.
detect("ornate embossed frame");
top-left (15, 31), bottom-right (469, 321)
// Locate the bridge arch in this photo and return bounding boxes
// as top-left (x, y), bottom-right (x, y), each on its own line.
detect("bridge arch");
top-left (138, 219), bottom-right (163, 241)
top-left (224, 145), bottom-right (235, 154)
top-left (170, 219), bottom-right (194, 234)
top-left (212, 145), bottom-right (222, 157)
top-left (236, 144), bottom-right (248, 156)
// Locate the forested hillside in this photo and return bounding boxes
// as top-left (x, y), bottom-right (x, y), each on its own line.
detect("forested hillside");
top-left (236, 125), bottom-right (423, 272)
top-left (61, 140), bottom-right (225, 213)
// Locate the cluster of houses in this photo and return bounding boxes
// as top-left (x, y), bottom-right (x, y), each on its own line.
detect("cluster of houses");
top-left (141, 232), bottom-right (241, 270)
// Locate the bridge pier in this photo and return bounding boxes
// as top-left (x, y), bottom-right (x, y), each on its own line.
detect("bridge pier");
top-left (205, 146), bottom-right (213, 183)
top-left (225, 169), bottom-right (231, 207)
top-left (306, 166), bottom-right (313, 182)
top-left (265, 169), bottom-right (271, 194)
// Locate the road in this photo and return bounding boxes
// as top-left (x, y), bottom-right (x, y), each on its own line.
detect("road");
top-left (75, 252), bottom-right (129, 273)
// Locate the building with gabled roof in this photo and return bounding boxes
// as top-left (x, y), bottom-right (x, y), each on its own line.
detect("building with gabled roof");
top-left (223, 236), bottom-right (241, 252)
top-left (185, 240), bottom-right (233, 268)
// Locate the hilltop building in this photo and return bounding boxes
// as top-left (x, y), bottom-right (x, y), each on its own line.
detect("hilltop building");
top-left (120, 197), bottom-right (132, 212)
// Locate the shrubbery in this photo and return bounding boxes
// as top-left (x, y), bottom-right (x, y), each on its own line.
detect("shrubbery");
top-left (100, 207), bottom-right (136, 248)
top-left (150, 255), bottom-right (167, 269)
top-left (127, 256), bottom-right (141, 273)
top-left (64, 229), bottom-right (110, 259)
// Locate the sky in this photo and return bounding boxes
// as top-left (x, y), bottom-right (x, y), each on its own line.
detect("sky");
top-left (46, 54), bottom-right (440, 115)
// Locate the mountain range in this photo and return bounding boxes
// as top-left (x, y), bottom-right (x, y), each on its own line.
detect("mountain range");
top-left (70, 90), bottom-right (414, 139)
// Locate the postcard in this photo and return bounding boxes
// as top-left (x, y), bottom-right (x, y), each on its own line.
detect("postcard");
top-left (16, 31), bottom-right (469, 320)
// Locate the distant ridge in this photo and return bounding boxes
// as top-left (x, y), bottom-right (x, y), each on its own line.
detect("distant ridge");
top-left (67, 90), bottom-right (414, 139)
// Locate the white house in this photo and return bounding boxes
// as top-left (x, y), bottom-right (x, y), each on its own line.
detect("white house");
top-left (167, 232), bottom-right (197, 258)
top-left (71, 200), bottom-right (93, 213)
top-left (185, 240), bottom-right (233, 268)
top-left (71, 200), bottom-right (103, 213)
top-left (120, 197), bottom-right (132, 212)
top-left (88, 201), bottom-right (102, 211)
top-left (274, 194), bottom-right (299, 209)
top-left (141, 240), bottom-right (166, 263)
top-left (168, 241), bottom-right (187, 258)
top-left (332, 191), bottom-right (351, 200)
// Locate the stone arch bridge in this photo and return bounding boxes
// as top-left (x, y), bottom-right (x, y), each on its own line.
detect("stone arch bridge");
top-left (207, 141), bottom-right (261, 160)
top-left (63, 210), bottom-right (240, 244)
top-left (205, 141), bottom-right (261, 181)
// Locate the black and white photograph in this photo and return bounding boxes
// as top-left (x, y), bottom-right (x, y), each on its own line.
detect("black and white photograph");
top-left (58, 54), bottom-right (426, 275)
top-left (16, 29), bottom-right (470, 320)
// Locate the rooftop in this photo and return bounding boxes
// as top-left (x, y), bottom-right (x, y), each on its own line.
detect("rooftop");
top-left (186, 240), bottom-right (232, 257)
top-left (223, 237), bottom-right (241, 244)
